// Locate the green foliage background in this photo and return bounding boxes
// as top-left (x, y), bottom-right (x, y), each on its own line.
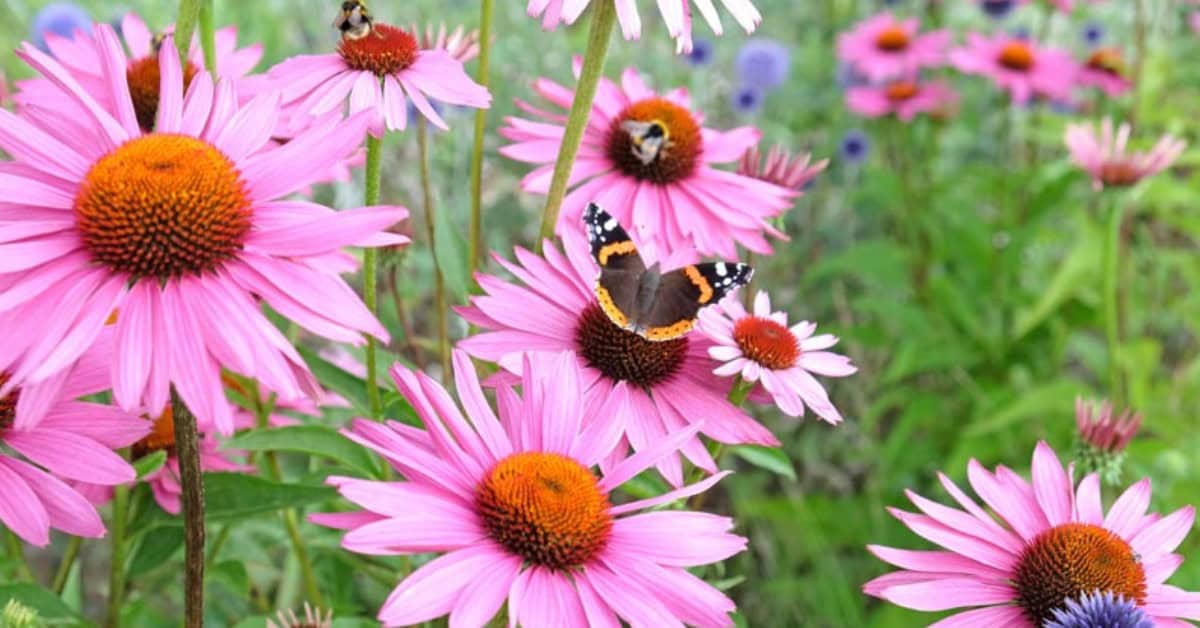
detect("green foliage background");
top-left (1, 0), bottom-right (1198, 626)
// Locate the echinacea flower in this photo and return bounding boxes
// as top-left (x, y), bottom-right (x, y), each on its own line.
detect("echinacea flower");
top-left (735, 39), bottom-right (791, 91)
top-left (268, 603), bottom-right (333, 628)
top-left (737, 145), bottom-right (827, 193)
top-left (0, 28), bottom-right (408, 434)
top-left (30, 3), bottom-right (92, 52)
top-left (410, 23), bottom-right (482, 63)
top-left (131, 406), bottom-right (253, 514)
top-left (950, 33), bottom-right (1078, 104)
top-left (1064, 118), bottom-right (1186, 190)
top-left (837, 13), bottom-right (950, 82)
top-left (457, 233), bottom-right (778, 486)
top-left (845, 78), bottom-right (958, 121)
top-left (1046, 591), bottom-right (1154, 628)
top-left (1077, 47), bottom-right (1131, 97)
top-left (314, 351), bottom-right (746, 627)
top-left (865, 441), bottom-right (1200, 626)
top-left (1074, 397), bottom-right (1141, 486)
top-left (527, 0), bottom-right (761, 54)
top-left (0, 346), bottom-right (148, 546)
top-left (500, 65), bottom-right (793, 259)
top-left (699, 291), bottom-right (855, 422)
top-left (268, 19), bottom-right (490, 137)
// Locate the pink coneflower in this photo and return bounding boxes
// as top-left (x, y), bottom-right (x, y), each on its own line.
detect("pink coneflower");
top-left (950, 33), bottom-right (1078, 104)
top-left (134, 406), bottom-right (253, 514)
top-left (500, 66), bottom-right (793, 259)
top-left (314, 351), bottom-right (746, 627)
top-left (737, 144), bottom-right (827, 192)
top-left (268, 603), bottom-right (333, 628)
top-left (0, 28), bottom-right (408, 435)
top-left (866, 441), bottom-right (1200, 626)
top-left (528, 0), bottom-right (761, 54)
top-left (268, 19), bottom-right (490, 137)
top-left (699, 291), bottom-right (855, 422)
top-left (1064, 118), bottom-right (1186, 190)
top-left (457, 233), bottom-right (778, 486)
top-left (836, 13), bottom-right (950, 82)
top-left (845, 78), bottom-right (958, 121)
top-left (0, 356), bottom-right (148, 546)
top-left (1077, 47), bottom-right (1131, 97)
top-left (1076, 397), bottom-right (1140, 454)
top-left (410, 23), bottom-right (481, 63)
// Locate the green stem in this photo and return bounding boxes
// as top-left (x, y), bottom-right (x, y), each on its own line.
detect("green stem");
top-left (1103, 202), bottom-right (1127, 408)
top-left (4, 530), bottom-right (35, 582)
top-left (535, 0), bottom-right (617, 248)
top-left (197, 0), bottom-right (216, 73)
top-left (174, 0), bottom-right (201, 65)
top-left (52, 536), bottom-right (82, 594)
top-left (1131, 0), bottom-right (1147, 124)
top-left (171, 391), bottom-right (205, 628)
top-left (468, 0), bottom-right (495, 274)
top-left (363, 135), bottom-right (384, 419)
top-left (104, 483), bottom-right (130, 628)
top-left (418, 120), bottom-right (451, 377)
top-left (204, 524), bottom-right (231, 569)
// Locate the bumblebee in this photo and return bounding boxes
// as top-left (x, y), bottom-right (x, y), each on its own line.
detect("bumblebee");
top-left (333, 1), bottom-right (373, 40)
top-left (151, 31), bottom-right (169, 53)
top-left (621, 119), bottom-right (671, 166)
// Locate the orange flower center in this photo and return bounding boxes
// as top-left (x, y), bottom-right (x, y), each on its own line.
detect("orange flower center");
top-left (606, 98), bottom-right (702, 184)
top-left (885, 81), bottom-right (919, 102)
top-left (875, 26), bottom-right (910, 52)
top-left (733, 316), bottom-right (799, 370)
top-left (1086, 48), bottom-right (1126, 77)
top-left (74, 134), bottom-right (252, 279)
top-left (126, 55), bottom-right (199, 132)
top-left (475, 451), bottom-right (612, 570)
top-left (132, 406), bottom-right (176, 460)
top-left (1014, 523), bottom-right (1146, 625)
top-left (338, 23), bottom-right (419, 76)
top-left (575, 303), bottom-right (688, 388)
top-left (0, 373), bottom-right (17, 430)
top-left (998, 41), bottom-right (1036, 72)
top-left (1099, 161), bottom-right (1142, 187)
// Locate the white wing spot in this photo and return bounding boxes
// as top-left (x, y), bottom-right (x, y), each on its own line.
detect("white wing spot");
top-left (716, 263), bottom-right (727, 276)
top-left (604, 218), bottom-right (618, 231)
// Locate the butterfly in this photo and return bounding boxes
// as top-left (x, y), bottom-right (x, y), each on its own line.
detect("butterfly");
top-left (583, 202), bottom-right (753, 341)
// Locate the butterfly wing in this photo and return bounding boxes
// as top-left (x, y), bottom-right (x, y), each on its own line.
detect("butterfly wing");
top-left (637, 262), bottom-right (753, 341)
top-left (584, 203), bottom-right (646, 330)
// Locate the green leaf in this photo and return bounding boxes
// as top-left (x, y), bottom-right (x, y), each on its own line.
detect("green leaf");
top-left (1012, 218), bottom-right (1102, 339)
top-left (210, 560), bottom-right (250, 595)
top-left (132, 450), bottom-right (168, 480)
top-left (0, 583), bottom-right (86, 623)
top-left (297, 345), bottom-right (369, 413)
top-left (432, 199), bottom-right (470, 302)
top-left (965, 379), bottom-right (1085, 437)
top-left (225, 425), bottom-right (382, 479)
top-left (174, 0), bottom-right (202, 63)
top-left (127, 527), bottom-right (184, 576)
top-left (729, 446), bottom-right (796, 481)
top-left (129, 473), bottom-right (336, 533)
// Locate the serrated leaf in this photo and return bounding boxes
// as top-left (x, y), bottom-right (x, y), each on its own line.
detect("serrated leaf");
top-left (729, 445), bottom-right (796, 481)
top-left (225, 425), bottom-right (381, 479)
top-left (133, 450), bottom-right (168, 480)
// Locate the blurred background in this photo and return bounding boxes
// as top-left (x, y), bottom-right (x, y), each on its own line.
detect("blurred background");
top-left (1, 0), bottom-right (1199, 626)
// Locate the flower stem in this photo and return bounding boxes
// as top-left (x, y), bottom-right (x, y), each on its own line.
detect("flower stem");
top-left (104, 483), bottom-right (130, 628)
top-left (52, 536), bottom-right (82, 594)
top-left (3, 530), bottom-right (34, 582)
top-left (1103, 202), bottom-right (1127, 408)
top-left (418, 120), bottom-right (451, 378)
top-left (535, 0), bottom-right (617, 248)
top-left (468, 0), bottom-right (495, 273)
top-left (174, 0), bottom-right (202, 64)
top-left (171, 391), bottom-right (205, 628)
top-left (363, 135), bottom-right (384, 419)
top-left (198, 0), bottom-right (217, 73)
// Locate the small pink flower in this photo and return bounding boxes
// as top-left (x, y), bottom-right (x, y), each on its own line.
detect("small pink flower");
top-left (135, 406), bottom-right (254, 515)
top-left (845, 78), bottom-right (958, 121)
top-left (837, 13), bottom-right (950, 82)
top-left (528, 0), bottom-right (761, 54)
top-left (268, 22), bottom-right (490, 137)
top-left (1077, 48), bottom-right (1131, 97)
top-left (866, 441), bottom-right (1200, 625)
top-left (699, 291), bottom-right (856, 423)
top-left (314, 351), bottom-right (746, 627)
top-left (950, 33), bottom-right (1079, 104)
top-left (1076, 397), bottom-right (1140, 454)
top-left (1064, 118), bottom-right (1186, 190)
top-left (1191, 11), bottom-right (1200, 35)
top-left (410, 23), bottom-right (481, 63)
top-left (737, 145), bottom-right (827, 192)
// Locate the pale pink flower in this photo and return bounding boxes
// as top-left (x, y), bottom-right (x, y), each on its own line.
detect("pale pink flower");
top-left (737, 145), bottom-right (827, 192)
top-left (457, 232), bottom-right (778, 487)
top-left (1076, 397), bottom-right (1141, 454)
top-left (268, 22), bottom-right (490, 137)
top-left (1064, 118), bottom-right (1186, 190)
top-left (950, 33), bottom-right (1079, 104)
top-left (1191, 12), bottom-right (1200, 35)
top-left (845, 78), bottom-right (958, 121)
top-left (0, 27), bottom-right (408, 435)
top-left (411, 23), bottom-right (481, 63)
top-left (1077, 48), bottom-right (1131, 97)
top-left (314, 351), bottom-right (746, 627)
top-left (837, 13), bottom-right (950, 82)
top-left (500, 65), bottom-right (793, 260)
top-left (268, 603), bottom-right (333, 628)
top-left (866, 442), bottom-right (1200, 626)
top-left (528, 0), bottom-right (761, 54)
top-left (699, 291), bottom-right (855, 422)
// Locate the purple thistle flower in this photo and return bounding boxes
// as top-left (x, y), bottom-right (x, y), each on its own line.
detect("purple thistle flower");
top-left (30, 2), bottom-right (93, 52)
top-left (735, 39), bottom-right (791, 91)
top-left (731, 84), bottom-right (765, 115)
top-left (1045, 591), bottom-right (1154, 628)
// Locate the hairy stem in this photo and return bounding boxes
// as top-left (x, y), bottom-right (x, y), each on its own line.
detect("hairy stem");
top-left (172, 392), bottom-right (205, 628)
top-left (469, 0), bottom-right (495, 273)
top-left (363, 135), bottom-right (384, 418)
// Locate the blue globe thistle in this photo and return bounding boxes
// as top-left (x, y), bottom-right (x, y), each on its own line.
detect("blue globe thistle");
top-left (686, 38), bottom-right (714, 67)
top-left (840, 130), bottom-right (870, 164)
top-left (1083, 22), bottom-right (1105, 47)
top-left (731, 84), bottom-right (764, 115)
top-left (1045, 591), bottom-right (1154, 628)
top-left (30, 3), bottom-right (93, 52)
top-left (981, 0), bottom-right (1017, 19)
top-left (836, 62), bottom-right (869, 90)
top-left (1011, 26), bottom-right (1031, 41)
top-left (735, 39), bottom-right (791, 92)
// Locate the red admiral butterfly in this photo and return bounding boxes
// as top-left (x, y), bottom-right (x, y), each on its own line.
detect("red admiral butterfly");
top-left (584, 202), bottom-right (753, 341)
